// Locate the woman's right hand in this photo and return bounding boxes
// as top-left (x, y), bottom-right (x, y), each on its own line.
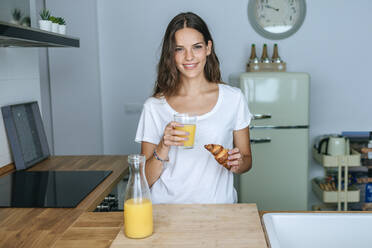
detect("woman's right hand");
top-left (144, 122), bottom-right (189, 188)
top-left (161, 121), bottom-right (189, 149)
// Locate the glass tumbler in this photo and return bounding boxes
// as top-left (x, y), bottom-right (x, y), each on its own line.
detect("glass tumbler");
top-left (174, 113), bottom-right (197, 149)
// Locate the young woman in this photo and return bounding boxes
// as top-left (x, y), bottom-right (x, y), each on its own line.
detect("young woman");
top-left (135, 12), bottom-right (252, 204)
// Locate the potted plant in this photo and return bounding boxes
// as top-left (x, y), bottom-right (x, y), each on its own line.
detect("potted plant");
top-left (21, 16), bottom-right (31, 27)
top-left (57, 17), bottom-right (66, 35)
top-left (39, 9), bottom-right (51, 31)
top-left (49, 16), bottom-right (59, 33)
top-left (11, 8), bottom-right (22, 25)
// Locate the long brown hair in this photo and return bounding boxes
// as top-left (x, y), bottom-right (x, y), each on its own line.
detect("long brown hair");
top-left (153, 12), bottom-right (221, 97)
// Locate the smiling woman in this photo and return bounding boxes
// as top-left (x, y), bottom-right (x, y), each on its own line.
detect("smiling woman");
top-left (173, 28), bottom-right (212, 81)
top-left (153, 12), bottom-right (221, 98)
top-left (134, 12), bottom-right (253, 204)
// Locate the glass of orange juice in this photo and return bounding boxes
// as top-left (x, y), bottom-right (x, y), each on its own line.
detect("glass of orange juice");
top-left (174, 113), bottom-right (197, 149)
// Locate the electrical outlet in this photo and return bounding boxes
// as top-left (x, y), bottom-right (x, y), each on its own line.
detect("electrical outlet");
top-left (124, 103), bottom-right (143, 114)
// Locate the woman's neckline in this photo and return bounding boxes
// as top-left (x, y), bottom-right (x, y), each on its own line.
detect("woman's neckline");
top-left (163, 83), bottom-right (223, 120)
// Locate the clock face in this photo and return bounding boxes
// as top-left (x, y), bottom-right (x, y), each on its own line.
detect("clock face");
top-left (248, 0), bottom-right (306, 39)
top-left (256, 0), bottom-right (300, 33)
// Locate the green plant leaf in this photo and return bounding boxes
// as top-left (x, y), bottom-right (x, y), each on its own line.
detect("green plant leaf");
top-left (49, 16), bottom-right (58, 23)
top-left (57, 17), bottom-right (66, 25)
top-left (12, 8), bottom-right (22, 21)
top-left (39, 9), bottom-right (51, 20)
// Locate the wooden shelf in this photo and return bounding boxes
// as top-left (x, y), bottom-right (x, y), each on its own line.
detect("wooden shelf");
top-left (246, 62), bottom-right (286, 72)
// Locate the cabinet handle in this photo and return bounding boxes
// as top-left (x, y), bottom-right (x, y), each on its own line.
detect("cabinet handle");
top-left (253, 114), bottom-right (271, 120)
top-left (250, 138), bottom-right (271, 143)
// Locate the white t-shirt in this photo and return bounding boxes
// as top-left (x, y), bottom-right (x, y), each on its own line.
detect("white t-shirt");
top-left (135, 83), bottom-right (252, 204)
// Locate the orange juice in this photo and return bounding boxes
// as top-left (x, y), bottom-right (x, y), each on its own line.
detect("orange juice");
top-left (124, 198), bottom-right (153, 238)
top-left (175, 124), bottom-right (196, 148)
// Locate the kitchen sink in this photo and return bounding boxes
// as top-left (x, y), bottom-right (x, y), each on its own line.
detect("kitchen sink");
top-left (262, 213), bottom-right (372, 248)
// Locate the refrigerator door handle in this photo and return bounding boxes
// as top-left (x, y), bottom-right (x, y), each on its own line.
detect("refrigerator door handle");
top-left (253, 114), bottom-right (271, 120)
top-left (250, 125), bottom-right (309, 129)
top-left (250, 138), bottom-right (271, 144)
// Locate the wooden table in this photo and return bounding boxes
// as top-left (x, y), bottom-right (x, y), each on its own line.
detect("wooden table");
top-left (0, 155), bottom-right (129, 248)
top-left (54, 204), bottom-right (267, 248)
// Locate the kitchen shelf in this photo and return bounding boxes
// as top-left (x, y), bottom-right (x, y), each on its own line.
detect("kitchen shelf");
top-left (312, 179), bottom-right (360, 203)
top-left (312, 145), bottom-right (361, 211)
top-left (0, 21), bottom-right (79, 47)
top-left (312, 147), bottom-right (361, 167)
top-left (246, 62), bottom-right (286, 72)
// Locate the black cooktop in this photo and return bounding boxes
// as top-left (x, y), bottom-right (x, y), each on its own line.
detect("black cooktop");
top-left (0, 170), bottom-right (112, 208)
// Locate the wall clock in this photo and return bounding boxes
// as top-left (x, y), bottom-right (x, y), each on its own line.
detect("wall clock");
top-left (248, 0), bottom-right (306, 40)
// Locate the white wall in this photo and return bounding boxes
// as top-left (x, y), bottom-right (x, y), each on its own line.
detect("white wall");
top-left (95, 0), bottom-right (372, 208)
top-left (0, 49), bottom-right (41, 167)
top-left (0, 0), bottom-right (30, 24)
top-left (95, 0), bottom-right (372, 157)
top-left (46, 0), bottom-right (103, 155)
top-left (47, 0), bottom-right (372, 208)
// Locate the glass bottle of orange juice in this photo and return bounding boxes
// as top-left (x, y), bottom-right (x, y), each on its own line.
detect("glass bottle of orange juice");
top-left (124, 154), bottom-right (153, 239)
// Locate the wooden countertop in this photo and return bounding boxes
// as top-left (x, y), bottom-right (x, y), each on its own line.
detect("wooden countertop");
top-left (53, 204), bottom-right (268, 248)
top-left (4, 156), bottom-right (368, 248)
top-left (0, 155), bottom-right (129, 248)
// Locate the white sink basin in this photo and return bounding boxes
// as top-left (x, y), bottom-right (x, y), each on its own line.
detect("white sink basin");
top-left (263, 213), bottom-right (372, 248)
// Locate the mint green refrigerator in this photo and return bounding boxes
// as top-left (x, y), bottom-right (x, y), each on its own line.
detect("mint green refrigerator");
top-left (238, 72), bottom-right (310, 211)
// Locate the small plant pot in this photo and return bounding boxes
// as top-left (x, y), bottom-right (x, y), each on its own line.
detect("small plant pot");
top-left (39, 20), bottom-right (52, 31)
top-left (10, 19), bottom-right (20, 25)
top-left (51, 22), bottom-right (59, 33)
top-left (58, 25), bottom-right (66, 35)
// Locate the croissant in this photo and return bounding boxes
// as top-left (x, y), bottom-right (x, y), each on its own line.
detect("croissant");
top-left (204, 144), bottom-right (231, 170)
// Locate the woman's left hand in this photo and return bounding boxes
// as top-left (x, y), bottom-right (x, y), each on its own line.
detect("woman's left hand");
top-left (227, 147), bottom-right (243, 173)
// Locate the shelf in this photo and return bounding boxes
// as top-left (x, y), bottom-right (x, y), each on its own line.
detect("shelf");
top-left (246, 62), bottom-right (286, 72)
top-left (0, 21), bottom-right (79, 47)
top-left (312, 147), bottom-right (361, 167)
top-left (312, 179), bottom-right (360, 203)
top-left (312, 142), bottom-right (362, 211)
